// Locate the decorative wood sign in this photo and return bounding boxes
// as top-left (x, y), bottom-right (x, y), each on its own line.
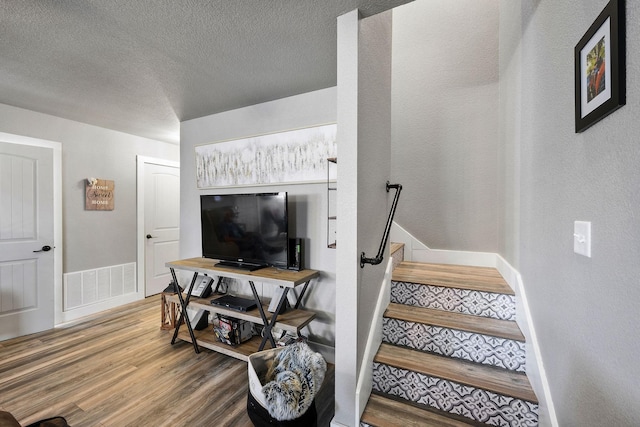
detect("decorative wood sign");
top-left (85, 178), bottom-right (114, 210)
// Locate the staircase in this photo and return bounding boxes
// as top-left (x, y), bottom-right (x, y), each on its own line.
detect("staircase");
top-left (361, 245), bottom-right (538, 426)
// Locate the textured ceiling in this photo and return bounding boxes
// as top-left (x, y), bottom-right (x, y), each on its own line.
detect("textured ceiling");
top-left (0, 0), bottom-right (412, 144)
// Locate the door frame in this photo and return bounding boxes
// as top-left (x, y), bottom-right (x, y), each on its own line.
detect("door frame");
top-left (136, 156), bottom-right (180, 298)
top-left (0, 132), bottom-right (63, 325)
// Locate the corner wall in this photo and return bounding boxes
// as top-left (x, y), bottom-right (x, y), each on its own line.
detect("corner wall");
top-left (179, 87), bottom-right (338, 347)
top-left (391, 0), bottom-right (500, 253)
top-left (500, 1), bottom-right (640, 425)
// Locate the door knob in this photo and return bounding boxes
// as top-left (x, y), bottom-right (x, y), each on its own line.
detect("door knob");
top-left (146, 234), bottom-right (156, 239)
top-left (33, 245), bottom-right (53, 253)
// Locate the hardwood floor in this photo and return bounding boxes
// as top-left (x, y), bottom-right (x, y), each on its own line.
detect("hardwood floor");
top-left (0, 296), bottom-right (335, 426)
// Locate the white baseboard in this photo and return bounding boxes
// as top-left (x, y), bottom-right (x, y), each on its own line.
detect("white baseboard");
top-left (390, 223), bottom-right (497, 268)
top-left (57, 292), bottom-right (143, 326)
top-left (495, 256), bottom-right (558, 427)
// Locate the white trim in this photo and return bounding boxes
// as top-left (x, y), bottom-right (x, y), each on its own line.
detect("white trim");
top-left (354, 257), bottom-right (393, 425)
top-left (58, 291), bottom-right (140, 325)
top-left (136, 156), bottom-right (180, 299)
top-left (495, 256), bottom-right (559, 427)
top-left (62, 262), bottom-right (137, 311)
top-left (0, 132), bottom-right (63, 327)
top-left (390, 222), bottom-right (497, 268)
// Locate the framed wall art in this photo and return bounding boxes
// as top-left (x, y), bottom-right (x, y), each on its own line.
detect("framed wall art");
top-left (574, 0), bottom-right (625, 133)
top-left (195, 123), bottom-right (337, 188)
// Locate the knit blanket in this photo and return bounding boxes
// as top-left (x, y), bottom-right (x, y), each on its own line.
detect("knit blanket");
top-left (262, 341), bottom-right (327, 421)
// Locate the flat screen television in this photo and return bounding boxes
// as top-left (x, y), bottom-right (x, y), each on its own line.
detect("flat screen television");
top-left (200, 192), bottom-right (288, 271)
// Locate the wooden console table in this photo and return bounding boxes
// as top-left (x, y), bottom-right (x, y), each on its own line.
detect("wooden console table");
top-left (165, 257), bottom-right (319, 361)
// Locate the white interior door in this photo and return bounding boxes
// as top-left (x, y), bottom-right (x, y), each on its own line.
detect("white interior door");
top-left (0, 142), bottom-right (55, 340)
top-left (144, 162), bottom-right (180, 296)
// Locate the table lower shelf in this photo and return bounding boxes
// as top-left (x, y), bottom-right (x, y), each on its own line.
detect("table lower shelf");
top-left (176, 329), bottom-right (270, 362)
top-left (166, 294), bottom-right (316, 333)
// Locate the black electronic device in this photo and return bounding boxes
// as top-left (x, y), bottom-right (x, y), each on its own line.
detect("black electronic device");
top-left (287, 238), bottom-right (303, 271)
top-left (187, 309), bottom-right (210, 331)
top-left (210, 294), bottom-right (258, 312)
top-left (200, 192), bottom-right (288, 270)
top-left (191, 275), bottom-right (213, 298)
top-left (162, 281), bottom-right (183, 293)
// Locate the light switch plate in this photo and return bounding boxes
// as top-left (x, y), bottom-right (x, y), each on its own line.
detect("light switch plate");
top-left (574, 221), bottom-right (591, 257)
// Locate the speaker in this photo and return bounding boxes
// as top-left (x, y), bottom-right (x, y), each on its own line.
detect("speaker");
top-left (288, 238), bottom-right (303, 271)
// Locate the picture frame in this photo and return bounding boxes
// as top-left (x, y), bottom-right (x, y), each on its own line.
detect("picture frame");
top-left (194, 123), bottom-right (337, 188)
top-left (574, 0), bottom-right (625, 133)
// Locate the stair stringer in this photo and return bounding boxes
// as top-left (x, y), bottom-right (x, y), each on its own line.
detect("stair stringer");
top-left (495, 255), bottom-right (558, 427)
top-left (354, 257), bottom-right (394, 427)
top-left (389, 222), bottom-right (558, 427)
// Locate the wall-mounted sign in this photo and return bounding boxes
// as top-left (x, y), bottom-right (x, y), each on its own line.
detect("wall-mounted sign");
top-left (85, 178), bottom-right (114, 210)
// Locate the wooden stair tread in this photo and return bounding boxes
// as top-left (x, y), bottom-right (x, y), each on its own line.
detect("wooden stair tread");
top-left (390, 242), bottom-right (404, 255)
top-left (362, 393), bottom-right (480, 427)
top-left (375, 343), bottom-right (537, 403)
top-left (392, 261), bottom-right (514, 295)
top-left (385, 303), bottom-right (525, 341)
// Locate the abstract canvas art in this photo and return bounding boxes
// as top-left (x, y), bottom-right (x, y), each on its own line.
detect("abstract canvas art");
top-left (195, 123), bottom-right (337, 188)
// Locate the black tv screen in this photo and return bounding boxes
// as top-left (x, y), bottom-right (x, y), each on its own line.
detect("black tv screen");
top-left (200, 192), bottom-right (288, 270)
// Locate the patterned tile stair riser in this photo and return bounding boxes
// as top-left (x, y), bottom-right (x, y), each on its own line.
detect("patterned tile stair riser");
top-left (382, 317), bottom-right (527, 372)
top-left (391, 281), bottom-right (516, 321)
top-left (372, 362), bottom-right (539, 427)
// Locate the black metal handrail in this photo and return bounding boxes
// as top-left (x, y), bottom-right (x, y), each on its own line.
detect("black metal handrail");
top-left (360, 181), bottom-right (403, 268)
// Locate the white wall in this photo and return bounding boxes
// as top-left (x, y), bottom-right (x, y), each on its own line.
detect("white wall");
top-left (0, 103), bottom-right (179, 273)
top-left (501, 1), bottom-right (640, 425)
top-left (180, 87), bottom-right (337, 347)
top-left (391, 0), bottom-right (500, 253)
top-left (334, 10), bottom-right (393, 426)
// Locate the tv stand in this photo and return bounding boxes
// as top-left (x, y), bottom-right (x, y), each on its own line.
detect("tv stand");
top-left (214, 260), bottom-right (266, 271)
top-left (165, 257), bottom-right (319, 361)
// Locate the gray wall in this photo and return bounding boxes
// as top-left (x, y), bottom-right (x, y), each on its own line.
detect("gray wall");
top-left (501, 1), bottom-right (640, 425)
top-left (0, 102), bottom-right (179, 273)
top-left (498, 0), bottom-right (523, 264)
top-left (391, 0), bottom-right (501, 253)
top-left (355, 10), bottom-right (393, 369)
top-left (179, 87), bottom-right (337, 347)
